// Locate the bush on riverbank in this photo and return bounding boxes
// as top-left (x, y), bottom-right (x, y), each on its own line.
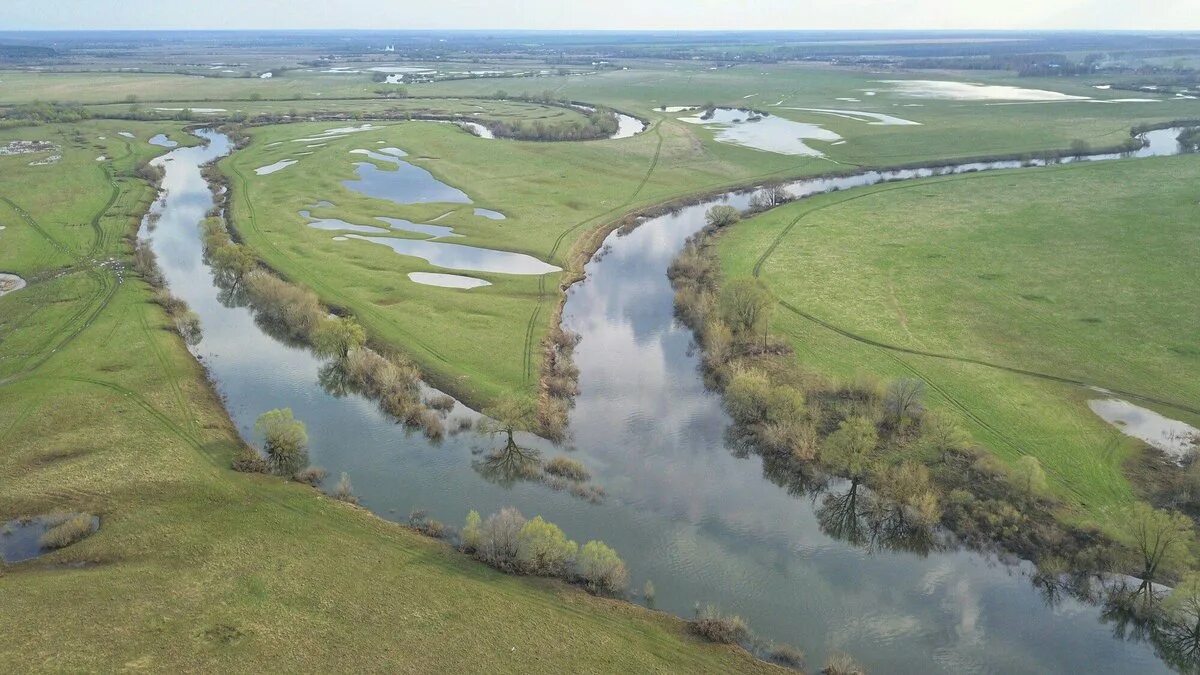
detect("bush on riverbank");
top-left (665, 204), bottom-right (1182, 580)
top-left (460, 507), bottom-right (628, 593)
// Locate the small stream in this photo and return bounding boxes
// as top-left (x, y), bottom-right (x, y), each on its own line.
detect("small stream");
top-left (142, 127), bottom-right (1196, 674)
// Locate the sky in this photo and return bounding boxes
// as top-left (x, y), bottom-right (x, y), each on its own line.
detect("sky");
top-left (3, 0), bottom-right (1199, 31)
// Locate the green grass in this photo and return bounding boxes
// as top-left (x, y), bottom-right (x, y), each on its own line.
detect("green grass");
top-left (0, 119), bottom-right (777, 673)
top-left (223, 115), bottom-right (824, 405)
top-left (717, 155), bottom-right (1200, 534)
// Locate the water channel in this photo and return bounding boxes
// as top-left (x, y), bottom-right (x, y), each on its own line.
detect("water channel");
top-left (141, 126), bottom-right (1197, 673)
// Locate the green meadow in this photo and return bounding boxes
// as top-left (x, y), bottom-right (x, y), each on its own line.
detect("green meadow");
top-left (717, 155), bottom-right (1200, 534)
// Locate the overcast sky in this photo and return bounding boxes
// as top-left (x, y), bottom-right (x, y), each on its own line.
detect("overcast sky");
top-left (4, 0), bottom-right (1199, 31)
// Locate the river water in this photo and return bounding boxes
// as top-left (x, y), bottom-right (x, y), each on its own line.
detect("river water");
top-left (142, 127), bottom-right (1197, 673)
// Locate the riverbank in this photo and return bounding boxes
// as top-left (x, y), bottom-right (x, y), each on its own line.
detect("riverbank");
top-left (0, 122), bottom-right (783, 672)
top-left (680, 150), bottom-right (1200, 572)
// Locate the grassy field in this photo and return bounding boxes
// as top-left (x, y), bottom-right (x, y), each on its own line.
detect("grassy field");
top-left (717, 155), bottom-right (1200, 534)
top-left (0, 120), bottom-right (778, 672)
top-left (222, 115), bottom-right (822, 405)
top-left (207, 63), bottom-right (1198, 409)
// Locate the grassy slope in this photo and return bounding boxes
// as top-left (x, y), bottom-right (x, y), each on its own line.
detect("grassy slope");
top-left (0, 120), bottom-right (776, 673)
top-left (717, 155), bottom-right (1200, 533)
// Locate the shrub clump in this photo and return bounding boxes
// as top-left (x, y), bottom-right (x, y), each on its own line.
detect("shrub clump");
top-left (292, 466), bottom-right (328, 487)
top-left (576, 539), bottom-right (629, 594)
top-left (38, 512), bottom-right (98, 550)
top-left (544, 456), bottom-right (591, 482)
top-left (689, 604), bottom-right (749, 644)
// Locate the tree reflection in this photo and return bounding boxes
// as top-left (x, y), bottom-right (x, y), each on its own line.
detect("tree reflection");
top-left (815, 479), bottom-right (938, 556)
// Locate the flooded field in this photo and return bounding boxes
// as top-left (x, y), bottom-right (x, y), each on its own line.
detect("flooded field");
top-left (1089, 398), bottom-right (1199, 462)
top-left (679, 107), bottom-right (842, 156)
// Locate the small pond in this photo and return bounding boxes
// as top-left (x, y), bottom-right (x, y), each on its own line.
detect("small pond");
top-left (344, 148), bottom-right (471, 205)
top-left (149, 134), bottom-right (178, 148)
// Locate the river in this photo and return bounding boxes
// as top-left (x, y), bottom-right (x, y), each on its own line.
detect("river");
top-left (141, 127), bottom-right (1196, 673)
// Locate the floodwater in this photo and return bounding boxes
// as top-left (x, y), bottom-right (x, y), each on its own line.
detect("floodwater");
top-left (143, 128), bottom-right (1199, 674)
top-left (342, 234), bottom-right (561, 275)
top-left (344, 148), bottom-right (471, 205)
top-left (879, 80), bottom-right (1090, 101)
top-left (407, 272), bottom-right (492, 289)
top-left (1089, 399), bottom-right (1198, 462)
top-left (0, 273), bottom-right (27, 297)
top-left (679, 107), bottom-right (842, 156)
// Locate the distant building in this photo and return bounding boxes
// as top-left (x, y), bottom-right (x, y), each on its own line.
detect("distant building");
top-left (384, 44), bottom-right (395, 52)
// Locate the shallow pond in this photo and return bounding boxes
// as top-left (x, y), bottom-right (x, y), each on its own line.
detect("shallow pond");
top-left (879, 80), bottom-right (1091, 102)
top-left (1, 514), bottom-right (100, 563)
top-left (407, 272), bottom-right (492, 289)
top-left (1089, 398), bottom-right (1198, 462)
top-left (679, 107), bottom-right (842, 156)
top-left (785, 107), bottom-right (922, 126)
top-left (344, 148), bottom-right (471, 205)
top-left (143, 129), bottom-right (1197, 674)
top-left (254, 159), bottom-right (297, 175)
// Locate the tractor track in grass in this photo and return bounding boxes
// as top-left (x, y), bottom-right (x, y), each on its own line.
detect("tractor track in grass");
top-left (751, 172), bottom-right (1200, 417)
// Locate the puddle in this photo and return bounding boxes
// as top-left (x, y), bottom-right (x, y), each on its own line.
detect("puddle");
top-left (408, 272), bottom-right (492, 289)
top-left (1088, 399), bottom-right (1198, 462)
top-left (659, 105), bottom-right (697, 113)
top-left (880, 80), bottom-right (1089, 101)
top-left (785, 107), bottom-right (921, 126)
top-left (149, 134), bottom-right (178, 148)
top-left (1, 514), bottom-right (99, 563)
top-left (254, 159), bottom-right (297, 175)
top-left (343, 148), bottom-right (471, 205)
top-left (95, 155), bottom-right (107, 161)
top-left (0, 273), bottom-right (27, 297)
top-left (679, 107), bottom-right (841, 156)
top-left (473, 208), bottom-right (506, 220)
top-left (343, 234), bottom-right (561, 275)
top-left (118, 131), bottom-right (135, 139)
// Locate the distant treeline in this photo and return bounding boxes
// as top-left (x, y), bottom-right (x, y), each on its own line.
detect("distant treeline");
top-left (0, 45), bottom-right (57, 61)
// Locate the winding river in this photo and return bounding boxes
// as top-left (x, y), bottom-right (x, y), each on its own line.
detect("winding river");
top-left (143, 127), bottom-right (1196, 674)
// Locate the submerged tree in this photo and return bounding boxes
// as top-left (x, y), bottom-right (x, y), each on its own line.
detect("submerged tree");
top-left (254, 408), bottom-right (309, 475)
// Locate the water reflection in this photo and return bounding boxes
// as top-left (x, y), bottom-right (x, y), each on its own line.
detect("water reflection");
top-left (343, 234), bottom-right (561, 275)
top-left (143, 129), bottom-right (1194, 674)
top-left (679, 107), bottom-right (842, 156)
top-left (343, 148), bottom-right (471, 205)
